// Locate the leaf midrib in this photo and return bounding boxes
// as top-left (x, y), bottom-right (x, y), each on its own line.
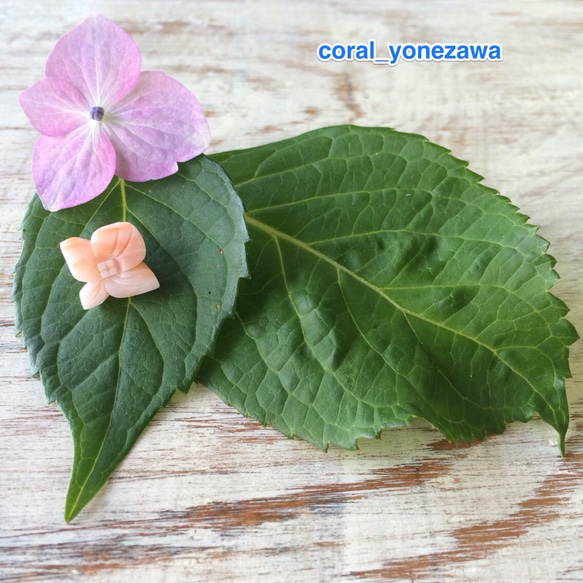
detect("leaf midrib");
top-left (66, 297), bottom-right (132, 520)
top-left (66, 178), bottom-right (129, 520)
top-left (243, 213), bottom-right (552, 413)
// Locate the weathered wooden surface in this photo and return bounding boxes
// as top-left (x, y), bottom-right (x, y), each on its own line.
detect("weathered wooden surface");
top-left (1, 1), bottom-right (582, 581)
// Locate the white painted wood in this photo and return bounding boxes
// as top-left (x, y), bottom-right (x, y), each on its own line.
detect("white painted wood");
top-left (1, 1), bottom-right (582, 581)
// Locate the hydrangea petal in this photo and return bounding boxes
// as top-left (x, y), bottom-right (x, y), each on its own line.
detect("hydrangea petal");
top-left (79, 281), bottom-right (109, 310)
top-left (45, 14), bottom-right (141, 107)
top-left (32, 126), bottom-right (116, 211)
top-left (104, 263), bottom-right (160, 299)
top-left (60, 237), bottom-right (99, 282)
top-left (107, 71), bottom-right (210, 181)
top-left (90, 222), bottom-right (146, 270)
top-left (18, 77), bottom-right (87, 137)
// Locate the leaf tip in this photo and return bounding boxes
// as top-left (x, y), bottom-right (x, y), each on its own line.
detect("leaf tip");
top-left (64, 481), bottom-right (93, 523)
top-left (558, 429), bottom-right (567, 457)
top-left (64, 501), bottom-right (82, 523)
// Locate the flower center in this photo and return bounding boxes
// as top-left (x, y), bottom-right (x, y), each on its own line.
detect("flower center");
top-left (97, 258), bottom-right (121, 278)
top-left (90, 106), bottom-right (105, 121)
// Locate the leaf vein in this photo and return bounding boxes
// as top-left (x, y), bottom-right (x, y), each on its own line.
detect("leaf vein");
top-left (245, 214), bottom-right (551, 411)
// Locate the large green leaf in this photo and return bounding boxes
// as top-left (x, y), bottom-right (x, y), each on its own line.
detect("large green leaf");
top-left (200, 125), bottom-right (577, 453)
top-left (14, 155), bottom-right (247, 521)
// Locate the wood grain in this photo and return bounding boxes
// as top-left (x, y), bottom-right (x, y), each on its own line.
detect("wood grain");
top-left (1, 1), bottom-right (582, 581)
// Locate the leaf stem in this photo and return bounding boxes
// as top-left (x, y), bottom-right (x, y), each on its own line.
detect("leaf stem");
top-left (119, 178), bottom-right (127, 222)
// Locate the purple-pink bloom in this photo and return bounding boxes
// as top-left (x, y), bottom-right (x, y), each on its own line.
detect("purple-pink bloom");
top-left (18, 15), bottom-right (210, 211)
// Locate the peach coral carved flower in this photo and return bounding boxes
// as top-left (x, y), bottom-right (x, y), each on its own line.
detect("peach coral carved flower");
top-left (60, 222), bottom-right (160, 310)
top-left (19, 14), bottom-right (210, 211)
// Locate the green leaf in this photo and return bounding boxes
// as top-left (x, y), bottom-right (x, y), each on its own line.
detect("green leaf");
top-left (200, 125), bottom-right (577, 453)
top-left (13, 155), bottom-right (247, 521)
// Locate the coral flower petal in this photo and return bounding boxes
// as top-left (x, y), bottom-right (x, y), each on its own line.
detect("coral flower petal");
top-left (105, 263), bottom-right (160, 299)
top-left (32, 127), bottom-right (116, 211)
top-left (90, 222), bottom-right (146, 271)
top-left (79, 281), bottom-right (110, 310)
top-left (60, 237), bottom-right (100, 282)
top-left (45, 14), bottom-right (141, 105)
top-left (107, 71), bottom-right (210, 181)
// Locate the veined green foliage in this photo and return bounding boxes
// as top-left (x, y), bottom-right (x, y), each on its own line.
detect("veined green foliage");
top-left (14, 156), bottom-right (248, 521)
top-left (14, 126), bottom-right (577, 521)
top-left (199, 126), bottom-right (577, 453)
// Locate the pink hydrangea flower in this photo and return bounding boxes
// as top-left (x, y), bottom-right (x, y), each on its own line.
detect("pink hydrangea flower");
top-left (19, 14), bottom-right (210, 211)
top-left (60, 222), bottom-right (160, 310)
